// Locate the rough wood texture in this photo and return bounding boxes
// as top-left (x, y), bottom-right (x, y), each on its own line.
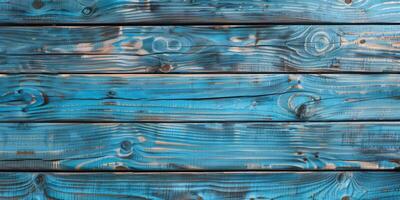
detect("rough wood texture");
top-left (2, 172), bottom-right (400, 199)
top-left (1, 74), bottom-right (400, 122)
top-left (2, 0), bottom-right (400, 24)
top-left (2, 26), bottom-right (400, 73)
top-left (0, 122), bottom-right (399, 170)
top-left (2, 0), bottom-right (400, 198)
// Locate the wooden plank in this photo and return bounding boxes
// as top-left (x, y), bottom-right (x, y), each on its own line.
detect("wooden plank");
top-left (2, 0), bottom-right (400, 24)
top-left (2, 172), bottom-right (400, 199)
top-left (1, 74), bottom-right (400, 122)
top-left (0, 122), bottom-right (399, 170)
top-left (2, 25), bottom-right (400, 73)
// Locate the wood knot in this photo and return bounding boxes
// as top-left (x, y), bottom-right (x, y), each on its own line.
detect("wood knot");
top-left (359, 39), bottom-right (366, 44)
top-left (342, 196), bottom-right (350, 200)
top-left (118, 140), bottom-right (134, 158)
top-left (286, 92), bottom-right (321, 120)
top-left (159, 64), bottom-right (173, 73)
top-left (337, 173), bottom-right (346, 182)
top-left (152, 37), bottom-right (182, 52)
top-left (81, 7), bottom-right (94, 16)
top-left (336, 172), bottom-right (353, 186)
top-left (120, 140), bottom-right (132, 151)
top-left (0, 88), bottom-right (47, 112)
top-left (296, 104), bottom-right (308, 120)
top-left (35, 174), bottom-right (44, 185)
top-left (304, 28), bottom-right (340, 57)
top-left (32, 0), bottom-right (43, 9)
top-left (344, 0), bottom-right (352, 4)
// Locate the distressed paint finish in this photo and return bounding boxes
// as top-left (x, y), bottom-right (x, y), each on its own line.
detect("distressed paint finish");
top-left (1, 74), bottom-right (400, 122)
top-left (2, 0), bottom-right (400, 198)
top-left (2, 0), bottom-right (400, 24)
top-left (2, 26), bottom-right (400, 73)
top-left (1, 172), bottom-right (400, 199)
top-left (0, 122), bottom-right (399, 170)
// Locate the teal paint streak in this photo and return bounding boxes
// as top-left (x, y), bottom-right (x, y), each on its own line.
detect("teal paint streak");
top-left (1, 0), bottom-right (400, 23)
top-left (1, 172), bottom-right (400, 199)
top-left (1, 26), bottom-right (400, 73)
top-left (0, 122), bottom-right (398, 170)
top-left (0, 74), bottom-right (400, 122)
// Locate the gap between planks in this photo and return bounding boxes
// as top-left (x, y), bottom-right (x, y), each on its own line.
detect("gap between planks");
top-left (4, 23), bottom-right (400, 26)
top-left (4, 72), bottom-right (400, 75)
top-left (0, 169), bottom-right (398, 173)
top-left (2, 120), bottom-right (400, 123)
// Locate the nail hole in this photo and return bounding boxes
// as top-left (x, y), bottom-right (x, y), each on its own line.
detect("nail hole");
top-left (16, 89), bottom-right (23, 94)
top-left (21, 107), bottom-right (28, 112)
top-left (107, 90), bottom-right (116, 97)
top-left (82, 7), bottom-right (94, 16)
top-left (314, 152), bottom-right (319, 158)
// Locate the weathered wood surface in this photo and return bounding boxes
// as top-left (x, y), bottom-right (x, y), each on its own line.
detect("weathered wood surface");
top-left (2, 26), bottom-right (400, 73)
top-left (1, 74), bottom-right (400, 122)
top-left (2, 172), bottom-right (400, 199)
top-left (0, 122), bottom-right (399, 170)
top-left (2, 0), bottom-right (400, 24)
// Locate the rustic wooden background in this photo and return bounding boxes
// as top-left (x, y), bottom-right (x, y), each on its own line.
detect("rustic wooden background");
top-left (1, 0), bottom-right (400, 199)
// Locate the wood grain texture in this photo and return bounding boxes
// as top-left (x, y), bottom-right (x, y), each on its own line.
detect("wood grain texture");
top-left (2, 25), bottom-right (400, 73)
top-left (0, 122), bottom-right (399, 170)
top-left (2, 0), bottom-right (400, 24)
top-left (1, 74), bottom-right (400, 122)
top-left (1, 172), bottom-right (400, 199)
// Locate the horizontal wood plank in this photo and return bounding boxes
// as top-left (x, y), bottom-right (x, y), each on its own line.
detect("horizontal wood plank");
top-left (2, 172), bottom-right (400, 199)
top-left (0, 122), bottom-right (399, 170)
top-left (2, 26), bottom-right (400, 73)
top-left (2, 0), bottom-right (400, 24)
top-left (1, 74), bottom-right (400, 122)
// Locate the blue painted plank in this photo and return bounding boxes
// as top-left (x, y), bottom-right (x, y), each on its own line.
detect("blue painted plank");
top-left (1, 25), bottom-right (400, 73)
top-left (2, 172), bottom-right (400, 199)
top-left (0, 74), bottom-right (400, 122)
top-left (0, 122), bottom-right (398, 170)
top-left (1, 0), bottom-right (400, 24)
